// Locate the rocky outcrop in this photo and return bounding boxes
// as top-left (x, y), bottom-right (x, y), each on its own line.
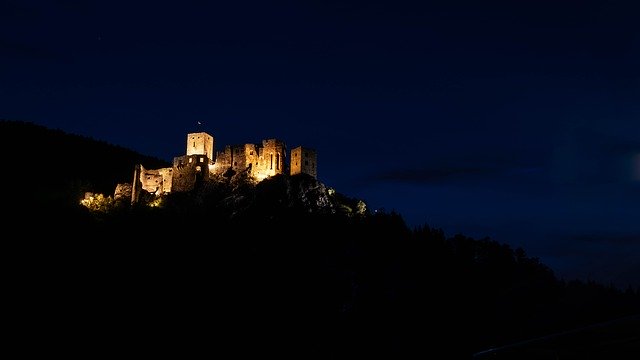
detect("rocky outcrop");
top-left (106, 172), bottom-right (367, 220)
top-left (114, 183), bottom-right (132, 201)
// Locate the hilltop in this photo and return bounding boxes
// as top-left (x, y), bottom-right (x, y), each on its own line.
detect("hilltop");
top-left (2, 119), bottom-right (638, 358)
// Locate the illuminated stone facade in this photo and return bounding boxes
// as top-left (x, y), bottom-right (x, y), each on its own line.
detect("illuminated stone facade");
top-left (186, 132), bottom-right (214, 160)
top-left (290, 146), bottom-right (317, 179)
top-left (132, 132), bottom-right (316, 203)
top-left (171, 154), bottom-right (211, 192)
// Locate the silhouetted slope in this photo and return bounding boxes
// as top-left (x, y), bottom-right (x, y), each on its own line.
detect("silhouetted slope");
top-left (0, 120), bottom-right (168, 208)
top-left (4, 120), bottom-right (638, 358)
top-left (18, 184), bottom-right (640, 359)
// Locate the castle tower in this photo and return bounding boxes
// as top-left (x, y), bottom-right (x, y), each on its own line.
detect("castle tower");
top-left (253, 139), bottom-right (286, 181)
top-left (186, 132), bottom-right (214, 160)
top-left (290, 146), bottom-right (317, 179)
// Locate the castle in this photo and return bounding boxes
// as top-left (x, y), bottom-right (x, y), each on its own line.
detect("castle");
top-left (131, 132), bottom-right (317, 203)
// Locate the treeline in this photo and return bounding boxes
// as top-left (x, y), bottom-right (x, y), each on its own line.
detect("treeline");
top-left (15, 191), bottom-right (639, 358)
top-left (4, 119), bottom-right (638, 358)
top-left (0, 120), bottom-right (168, 207)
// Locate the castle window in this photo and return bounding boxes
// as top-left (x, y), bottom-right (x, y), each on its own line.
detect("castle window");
top-left (276, 154), bottom-right (280, 170)
top-left (199, 158), bottom-right (204, 163)
top-left (270, 154), bottom-right (273, 170)
top-left (189, 158), bottom-right (193, 163)
top-left (155, 180), bottom-right (158, 183)
top-left (147, 176), bottom-right (151, 180)
top-left (250, 151), bottom-right (253, 155)
top-left (193, 142), bottom-right (196, 148)
top-left (196, 166), bottom-right (201, 172)
top-left (234, 161), bottom-right (237, 166)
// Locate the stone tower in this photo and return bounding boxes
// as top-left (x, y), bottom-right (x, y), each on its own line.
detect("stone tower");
top-left (252, 139), bottom-right (286, 181)
top-left (171, 132), bottom-right (215, 192)
top-left (290, 146), bottom-right (317, 179)
top-left (186, 132), bottom-right (214, 160)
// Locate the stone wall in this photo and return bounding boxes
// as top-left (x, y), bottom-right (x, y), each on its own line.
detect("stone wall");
top-left (212, 141), bottom-right (285, 181)
top-left (171, 154), bottom-right (210, 192)
top-left (211, 145), bottom-right (232, 176)
top-left (139, 167), bottom-right (165, 195)
top-left (158, 167), bottom-right (173, 193)
top-left (290, 146), bottom-right (317, 179)
top-left (254, 139), bottom-right (286, 181)
top-left (228, 143), bottom-right (260, 174)
top-left (186, 132), bottom-right (214, 160)
top-left (230, 144), bottom-right (246, 172)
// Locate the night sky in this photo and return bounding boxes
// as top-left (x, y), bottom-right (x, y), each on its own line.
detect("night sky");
top-left (2, 0), bottom-right (639, 287)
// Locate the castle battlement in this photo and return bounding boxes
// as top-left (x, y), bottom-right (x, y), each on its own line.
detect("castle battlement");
top-left (132, 131), bottom-right (317, 203)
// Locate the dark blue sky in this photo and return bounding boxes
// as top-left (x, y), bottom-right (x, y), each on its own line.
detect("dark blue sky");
top-left (2, 0), bottom-right (639, 287)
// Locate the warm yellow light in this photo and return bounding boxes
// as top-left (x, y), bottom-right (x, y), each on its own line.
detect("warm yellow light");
top-left (80, 193), bottom-right (114, 212)
top-left (147, 197), bottom-right (164, 208)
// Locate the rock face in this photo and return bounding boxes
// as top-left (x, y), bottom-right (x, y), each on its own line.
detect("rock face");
top-left (110, 171), bottom-right (367, 222)
top-left (114, 183), bottom-right (132, 201)
top-left (250, 173), bottom-right (367, 216)
top-left (254, 173), bottom-right (333, 212)
top-left (288, 174), bottom-right (333, 211)
top-left (145, 172), bottom-right (367, 220)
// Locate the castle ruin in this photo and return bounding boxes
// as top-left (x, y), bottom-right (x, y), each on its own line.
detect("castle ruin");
top-left (131, 132), bottom-right (317, 203)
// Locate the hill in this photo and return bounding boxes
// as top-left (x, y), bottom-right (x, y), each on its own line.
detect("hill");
top-left (3, 120), bottom-right (638, 358)
top-left (0, 119), bottom-right (169, 209)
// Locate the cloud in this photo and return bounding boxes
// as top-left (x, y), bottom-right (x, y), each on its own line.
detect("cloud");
top-left (549, 127), bottom-right (640, 185)
top-left (355, 161), bottom-right (545, 188)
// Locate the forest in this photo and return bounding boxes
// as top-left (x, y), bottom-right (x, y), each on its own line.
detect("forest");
top-left (3, 120), bottom-right (638, 358)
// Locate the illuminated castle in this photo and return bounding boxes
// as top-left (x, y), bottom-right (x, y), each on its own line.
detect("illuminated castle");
top-left (131, 132), bottom-right (317, 203)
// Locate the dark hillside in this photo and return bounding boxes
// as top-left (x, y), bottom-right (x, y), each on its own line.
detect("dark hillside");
top-left (3, 120), bottom-right (638, 358)
top-left (0, 120), bottom-right (168, 208)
